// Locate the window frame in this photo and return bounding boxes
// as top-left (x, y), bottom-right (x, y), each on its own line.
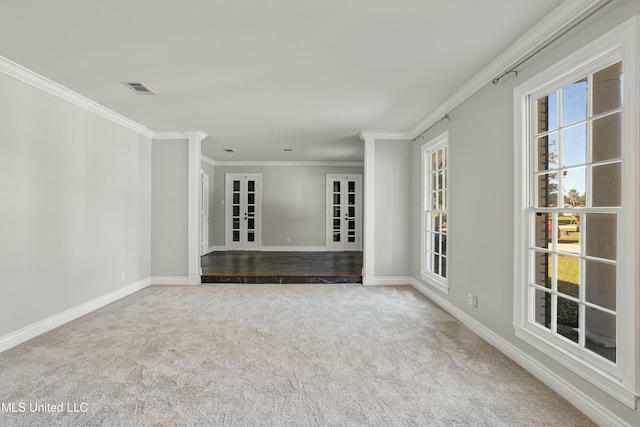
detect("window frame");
top-left (421, 131), bottom-right (449, 294)
top-left (513, 17), bottom-right (639, 408)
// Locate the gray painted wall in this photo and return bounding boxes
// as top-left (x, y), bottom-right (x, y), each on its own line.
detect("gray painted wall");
top-left (201, 160), bottom-right (215, 249)
top-left (0, 72), bottom-right (151, 338)
top-left (212, 165), bottom-right (363, 248)
top-left (151, 140), bottom-right (188, 276)
top-left (409, 2), bottom-right (640, 424)
top-left (375, 140), bottom-right (412, 277)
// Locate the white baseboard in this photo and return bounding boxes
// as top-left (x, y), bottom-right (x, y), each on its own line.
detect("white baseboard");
top-left (0, 278), bottom-right (152, 354)
top-left (151, 276), bottom-right (191, 285)
top-left (261, 246), bottom-right (328, 252)
top-left (202, 246), bottom-right (217, 255)
top-left (208, 245), bottom-right (227, 252)
top-left (363, 276), bottom-right (413, 286)
top-left (409, 278), bottom-right (631, 427)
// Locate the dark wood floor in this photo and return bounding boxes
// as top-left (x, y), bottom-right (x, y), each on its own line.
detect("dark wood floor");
top-left (201, 251), bottom-right (363, 284)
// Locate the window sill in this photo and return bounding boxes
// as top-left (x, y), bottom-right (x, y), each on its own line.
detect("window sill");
top-left (514, 324), bottom-right (638, 409)
top-left (420, 273), bottom-right (449, 295)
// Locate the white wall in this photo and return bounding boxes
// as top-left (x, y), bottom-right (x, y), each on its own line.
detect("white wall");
top-left (409, 2), bottom-right (640, 425)
top-left (0, 71), bottom-right (151, 339)
top-left (211, 165), bottom-right (363, 248)
top-left (374, 140), bottom-right (412, 278)
top-left (151, 139), bottom-right (188, 276)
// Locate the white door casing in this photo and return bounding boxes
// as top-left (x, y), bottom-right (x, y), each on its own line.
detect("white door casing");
top-left (326, 174), bottom-right (362, 251)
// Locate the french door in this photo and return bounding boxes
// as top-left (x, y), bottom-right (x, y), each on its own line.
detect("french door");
top-left (326, 174), bottom-right (362, 251)
top-left (226, 174), bottom-right (262, 250)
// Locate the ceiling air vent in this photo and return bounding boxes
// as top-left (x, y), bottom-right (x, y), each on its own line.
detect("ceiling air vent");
top-left (122, 81), bottom-right (157, 95)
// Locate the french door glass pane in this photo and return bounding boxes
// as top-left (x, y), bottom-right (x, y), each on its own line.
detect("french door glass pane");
top-left (233, 181), bottom-right (240, 191)
top-left (247, 181), bottom-right (255, 192)
top-left (348, 181), bottom-right (355, 192)
top-left (233, 193), bottom-right (240, 205)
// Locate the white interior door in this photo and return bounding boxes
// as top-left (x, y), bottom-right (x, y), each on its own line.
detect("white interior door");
top-left (201, 171), bottom-right (210, 254)
top-left (226, 174), bottom-right (261, 250)
top-left (326, 174), bottom-right (362, 251)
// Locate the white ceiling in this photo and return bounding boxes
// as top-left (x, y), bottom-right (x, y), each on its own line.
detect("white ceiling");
top-left (0, 0), bottom-right (564, 161)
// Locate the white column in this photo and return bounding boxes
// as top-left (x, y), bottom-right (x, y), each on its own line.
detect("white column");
top-left (185, 131), bottom-right (207, 285)
top-left (362, 135), bottom-right (376, 285)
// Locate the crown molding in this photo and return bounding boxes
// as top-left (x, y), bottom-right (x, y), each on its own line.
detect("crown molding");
top-left (406, 0), bottom-right (612, 140)
top-left (0, 54), bottom-right (154, 139)
top-left (358, 131), bottom-right (411, 141)
top-left (151, 131), bottom-right (188, 140)
top-left (201, 155), bottom-right (216, 166)
top-left (183, 131), bottom-right (208, 140)
top-left (214, 161), bottom-right (364, 167)
top-left (152, 131), bottom-right (208, 140)
top-left (358, 0), bottom-right (613, 142)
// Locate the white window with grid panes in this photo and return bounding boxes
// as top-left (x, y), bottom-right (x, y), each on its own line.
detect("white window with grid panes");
top-left (421, 131), bottom-right (448, 294)
top-left (513, 18), bottom-right (639, 408)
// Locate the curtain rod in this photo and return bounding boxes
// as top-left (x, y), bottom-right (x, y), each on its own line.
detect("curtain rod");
top-left (413, 114), bottom-right (450, 141)
top-left (492, 0), bottom-right (613, 84)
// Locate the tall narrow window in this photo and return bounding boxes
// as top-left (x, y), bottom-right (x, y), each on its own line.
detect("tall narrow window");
top-left (531, 62), bottom-right (621, 363)
top-left (421, 131), bottom-right (448, 293)
top-left (513, 18), bottom-right (638, 408)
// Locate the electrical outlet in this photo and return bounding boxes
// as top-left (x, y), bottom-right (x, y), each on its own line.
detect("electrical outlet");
top-left (286, 236), bottom-right (291, 242)
top-left (467, 294), bottom-right (478, 308)
top-left (121, 273), bottom-right (125, 282)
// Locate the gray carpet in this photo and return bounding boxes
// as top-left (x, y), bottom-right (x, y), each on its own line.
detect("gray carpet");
top-left (0, 284), bottom-right (594, 426)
